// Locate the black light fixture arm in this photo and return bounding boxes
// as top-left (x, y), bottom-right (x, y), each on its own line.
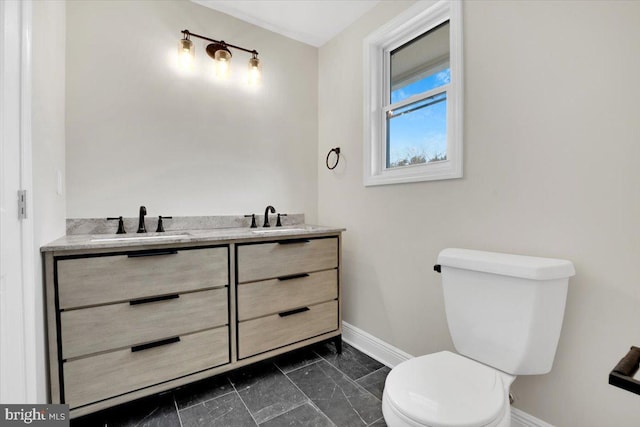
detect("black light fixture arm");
top-left (181, 30), bottom-right (258, 56)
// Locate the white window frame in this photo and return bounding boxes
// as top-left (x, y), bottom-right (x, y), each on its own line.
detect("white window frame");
top-left (363, 0), bottom-right (463, 186)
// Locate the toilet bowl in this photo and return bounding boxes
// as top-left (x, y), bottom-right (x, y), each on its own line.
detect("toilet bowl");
top-left (382, 351), bottom-right (514, 427)
top-left (382, 248), bottom-right (575, 427)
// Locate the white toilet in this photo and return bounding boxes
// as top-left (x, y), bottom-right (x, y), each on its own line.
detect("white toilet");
top-left (382, 248), bottom-right (575, 427)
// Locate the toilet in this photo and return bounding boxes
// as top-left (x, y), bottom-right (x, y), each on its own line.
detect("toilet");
top-left (382, 248), bottom-right (575, 427)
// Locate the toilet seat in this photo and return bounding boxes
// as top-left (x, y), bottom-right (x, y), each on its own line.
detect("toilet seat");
top-left (383, 351), bottom-right (510, 427)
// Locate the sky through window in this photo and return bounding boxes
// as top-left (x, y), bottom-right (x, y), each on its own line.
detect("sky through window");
top-left (387, 68), bottom-right (450, 167)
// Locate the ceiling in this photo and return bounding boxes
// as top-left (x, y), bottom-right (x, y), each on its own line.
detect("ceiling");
top-left (193, 0), bottom-right (381, 47)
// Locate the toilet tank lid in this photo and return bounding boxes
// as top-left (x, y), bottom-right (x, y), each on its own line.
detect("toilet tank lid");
top-left (438, 248), bottom-right (576, 280)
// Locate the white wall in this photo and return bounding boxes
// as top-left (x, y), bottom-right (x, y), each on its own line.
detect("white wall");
top-left (66, 0), bottom-right (318, 221)
top-left (318, 1), bottom-right (640, 426)
top-left (32, 0), bottom-right (66, 401)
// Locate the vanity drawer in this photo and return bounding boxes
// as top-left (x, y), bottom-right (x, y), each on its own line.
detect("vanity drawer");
top-left (64, 327), bottom-right (229, 409)
top-left (237, 237), bottom-right (337, 283)
top-left (57, 246), bottom-right (228, 309)
top-left (238, 270), bottom-right (337, 321)
top-left (61, 288), bottom-right (228, 359)
top-left (238, 300), bottom-right (338, 359)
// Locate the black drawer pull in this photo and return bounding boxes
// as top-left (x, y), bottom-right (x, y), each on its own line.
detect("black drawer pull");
top-left (278, 239), bottom-right (310, 245)
top-left (127, 250), bottom-right (178, 258)
top-left (278, 307), bottom-right (310, 317)
top-left (277, 273), bottom-right (310, 281)
top-left (130, 294), bottom-right (179, 306)
top-left (131, 337), bottom-right (180, 352)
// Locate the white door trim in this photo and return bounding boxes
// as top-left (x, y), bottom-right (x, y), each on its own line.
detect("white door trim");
top-left (20, 0), bottom-right (37, 403)
top-left (0, 0), bottom-right (36, 403)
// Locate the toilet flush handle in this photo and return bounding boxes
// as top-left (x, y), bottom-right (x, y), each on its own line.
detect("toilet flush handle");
top-left (434, 264), bottom-right (441, 273)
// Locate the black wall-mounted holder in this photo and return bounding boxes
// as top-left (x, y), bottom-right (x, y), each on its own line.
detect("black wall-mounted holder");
top-left (326, 147), bottom-right (341, 170)
top-left (609, 346), bottom-right (640, 396)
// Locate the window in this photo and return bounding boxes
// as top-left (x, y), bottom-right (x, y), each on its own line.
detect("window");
top-left (364, 1), bottom-right (463, 186)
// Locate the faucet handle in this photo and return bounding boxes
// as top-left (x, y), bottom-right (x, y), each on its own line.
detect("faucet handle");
top-left (244, 214), bottom-right (258, 228)
top-left (276, 213), bottom-right (288, 227)
top-left (107, 216), bottom-right (126, 234)
top-left (156, 216), bottom-right (172, 232)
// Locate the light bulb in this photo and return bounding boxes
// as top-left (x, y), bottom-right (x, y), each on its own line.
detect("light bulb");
top-left (248, 56), bottom-right (261, 85)
top-left (214, 48), bottom-right (232, 79)
top-left (177, 38), bottom-right (194, 69)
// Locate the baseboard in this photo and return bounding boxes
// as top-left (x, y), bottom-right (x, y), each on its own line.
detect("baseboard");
top-left (341, 321), bottom-right (413, 368)
top-left (341, 321), bottom-right (554, 427)
top-left (511, 407), bottom-right (554, 427)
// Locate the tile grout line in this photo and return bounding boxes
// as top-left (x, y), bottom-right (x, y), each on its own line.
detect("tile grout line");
top-left (313, 344), bottom-right (367, 379)
top-left (351, 373), bottom-right (385, 404)
top-left (278, 357), bottom-right (323, 375)
top-left (356, 365), bottom-right (389, 383)
top-left (172, 395), bottom-right (184, 427)
top-left (368, 416), bottom-right (385, 426)
top-left (313, 343), bottom-right (388, 424)
top-left (314, 344), bottom-right (375, 381)
top-left (336, 382), bottom-right (369, 426)
top-left (314, 359), bottom-right (376, 426)
top-left (131, 406), bottom-right (160, 427)
top-left (313, 345), bottom-right (386, 403)
top-left (274, 361), bottom-right (338, 427)
top-left (175, 389), bottom-right (237, 412)
top-left (229, 379), bottom-right (260, 426)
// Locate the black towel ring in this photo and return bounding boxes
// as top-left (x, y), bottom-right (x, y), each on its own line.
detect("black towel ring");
top-left (326, 147), bottom-right (341, 170)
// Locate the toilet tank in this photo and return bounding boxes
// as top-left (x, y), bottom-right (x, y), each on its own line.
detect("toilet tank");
top-left (438, 248), bottom-right (575, 375)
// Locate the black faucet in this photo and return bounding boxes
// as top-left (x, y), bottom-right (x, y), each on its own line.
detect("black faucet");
top-left (137, 206), bottom-right (147, 233)
top-left (263, 205), bottom-right (276, 227)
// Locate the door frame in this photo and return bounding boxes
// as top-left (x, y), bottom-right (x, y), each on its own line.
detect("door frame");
top-left (0, 0), bottom-right (37, 403)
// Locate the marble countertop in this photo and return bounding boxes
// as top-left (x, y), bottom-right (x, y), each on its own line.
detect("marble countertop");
top-left (41, 224), bottom-right (345, 252)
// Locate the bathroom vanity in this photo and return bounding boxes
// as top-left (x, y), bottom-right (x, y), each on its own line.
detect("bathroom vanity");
top-left (41, 223), bottom-right (343, 418)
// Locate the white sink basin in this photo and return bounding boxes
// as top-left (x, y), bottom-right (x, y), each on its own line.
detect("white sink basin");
top-left (90, 232), bottom-right (191, 242)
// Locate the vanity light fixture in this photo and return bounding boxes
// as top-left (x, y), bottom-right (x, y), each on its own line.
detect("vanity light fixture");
top-left (178, 29), bottom-right (261, 84)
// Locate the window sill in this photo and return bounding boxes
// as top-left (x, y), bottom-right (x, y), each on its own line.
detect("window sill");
top-left (364, 159), bottom-right (462, 186)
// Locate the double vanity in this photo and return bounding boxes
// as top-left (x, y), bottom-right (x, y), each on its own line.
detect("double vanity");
top-left (41, 216), bottom-right (344, 418)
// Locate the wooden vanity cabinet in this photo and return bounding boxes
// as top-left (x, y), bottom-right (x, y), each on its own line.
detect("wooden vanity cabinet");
top-left (46, 245), bottom-right (231, 412)
top-left (44, 233), bottom-right (342, 418)
top-left (236, 237), bottom-right (340, 358)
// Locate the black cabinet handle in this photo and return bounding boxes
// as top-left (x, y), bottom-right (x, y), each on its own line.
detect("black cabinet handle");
top-left (278, 307), bottom-right (310, 317)
top-left (278, 239), bottom-right (310, 245)
top-left (277, 273), bottom-right (310, 281)
top-left (127, 250), bottom-right (178, 258)
top-left (131, 337), bottom-right (180, 352)
top-left (130, 294), bottom-right (179, 306)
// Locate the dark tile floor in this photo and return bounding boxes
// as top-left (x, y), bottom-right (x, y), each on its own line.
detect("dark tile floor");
top-left (71, 341), bottom-right (390, 427)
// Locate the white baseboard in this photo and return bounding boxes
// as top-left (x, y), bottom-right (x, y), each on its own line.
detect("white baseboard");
top-left (341, 321), bottom-right (413, 368)
top-left (511, 407), bottom-right (554, 427)
top-left (341, 321), bottom-right (553, 427)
